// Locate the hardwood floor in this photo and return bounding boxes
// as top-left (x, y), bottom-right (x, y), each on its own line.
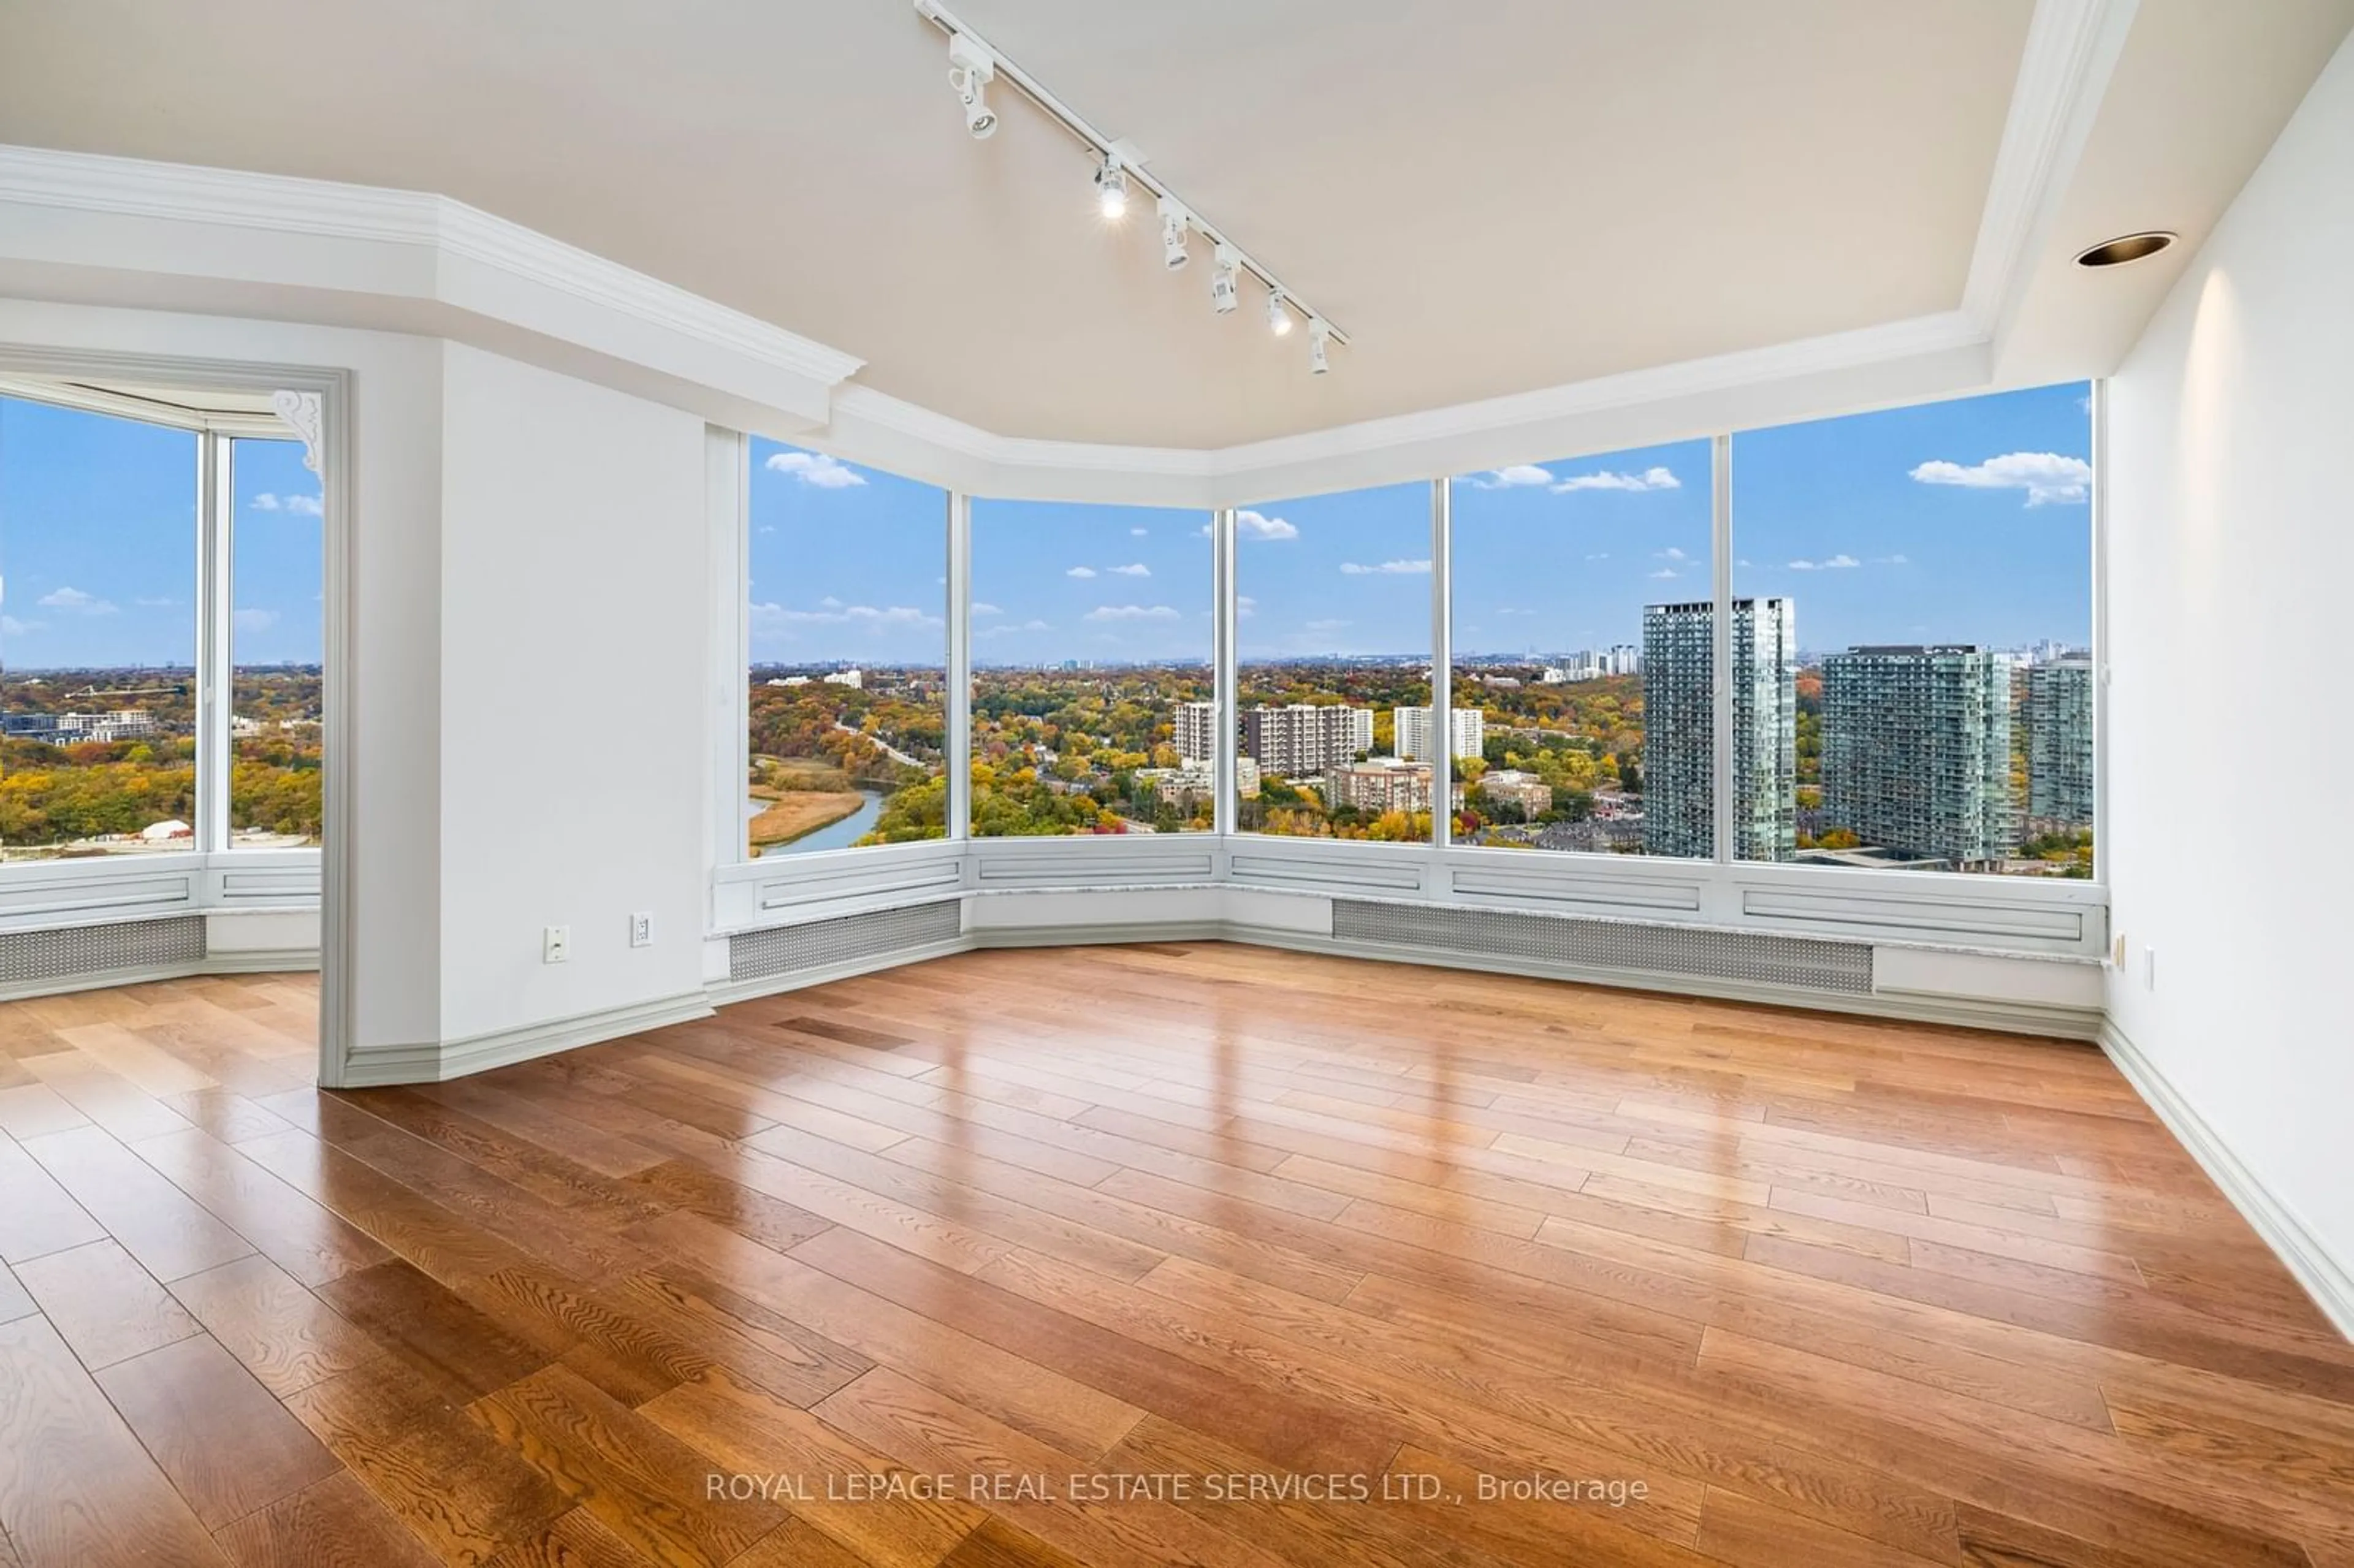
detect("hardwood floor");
top-left (0, 947), bottom-right (2349, 1566)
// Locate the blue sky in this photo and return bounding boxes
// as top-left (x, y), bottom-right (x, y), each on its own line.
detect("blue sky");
top-left (1, 397), bottom-right (321, 671)
top-left (6, 387), bottom-right (2089, 674)
top-left (230, 435), bottom-right (322, 666)
top-left (971, 497), bottom-right (1209, 666)
top-left (1731, 379), bottom-right (2090, 651)
top-left (1235, 481), bottom-right (1432, 658)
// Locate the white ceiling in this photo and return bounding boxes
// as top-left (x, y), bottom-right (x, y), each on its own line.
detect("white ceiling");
top-left (0, 1), bottom-right (2347, 450)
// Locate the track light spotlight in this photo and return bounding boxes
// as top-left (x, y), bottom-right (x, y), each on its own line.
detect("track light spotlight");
top-left (1094, 154), bottom-right (1129, 219)
top-left (1158, 199), bottom-right (1192, 271)
top-left (945, 34), bottom-right (998, 140)
top-left (913, 1), bottom-right (1343, 365)
top-left (1210, 244), bottom-right (1240, 314)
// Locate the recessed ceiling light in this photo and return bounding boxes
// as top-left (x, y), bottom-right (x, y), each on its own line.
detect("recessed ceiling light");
top-left (2074, 232), bottom-right (2177, 268)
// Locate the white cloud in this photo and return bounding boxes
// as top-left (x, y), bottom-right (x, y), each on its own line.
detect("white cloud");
top-left (1584, 552), bottom-right (1610, 561)
top-left (1339, 559), bottom-right (1431, 576)
top-left (233, 607), bottom-right (280, 633)
top-left (37, 587), bottom-right (116, 615)
top-left (1130, 526), bottom-right (1149, 536)
top-left (248, 492), bottom-right (324, 516)
top-left (1082, 604), bottom-right (1180, 622)
top-left (1658, 546), bottom-right (1689, 561)
top-left (1236, 595), bottom-right (1257, 619)
top-left (1305, 618), bottom-right (1351, 633)
top-left (1908, 451), bottom-right (2090, 506)
top-left (1235, 510), bottom-right (1299, 541)
top-left (1065, 566), bottom-right (1097, 579)
top-left (1469, 464), bottom-right (1553, 489)
top-left (1107, 563), bottom-right (1151, 577)
top-left (763, 449), bottom-right (866, 489)
top-left (134, 596), bottom-right (178, 608)
top-left (1787, 555), bottom-right (1861, 571)
top-left (750, 601), bottom-right (942, 633)
top-left (971, 602), bottom-right (1002, 616)
top-left (1648, 568), bottom-right (1680, 579)
top-left (0, 615), bottom-right (33, 637)
top-left (1553, 465), bottom-right (1681, 493)
top-left (977, 618), bottom-right (1051, 637)
top-left (1875, 554), bottom-right (1910, 565)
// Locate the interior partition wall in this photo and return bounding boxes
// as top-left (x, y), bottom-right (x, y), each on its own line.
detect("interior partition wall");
top-left (714, 380), bottom-right (2110, 986)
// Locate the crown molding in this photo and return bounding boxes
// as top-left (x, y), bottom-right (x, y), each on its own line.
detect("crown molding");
top-left (1961, 0), bottom-right (2143, 338)
top-left (0, 0), bottom-right (2128, 498)
top-left (0, 143), bottom-right (864, 425)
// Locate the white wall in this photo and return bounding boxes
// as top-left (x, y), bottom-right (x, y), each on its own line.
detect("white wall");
top-left (436, 343), bottom-right (711, 1041)
top-left (2105, 31), bottom-right (2354, 1304)
top-left (0, 302), bottom-right (722, 1070)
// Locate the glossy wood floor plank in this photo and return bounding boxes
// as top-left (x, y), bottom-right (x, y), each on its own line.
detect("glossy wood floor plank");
top-left (92, 1331), bottom-right (340, 1530)
top-left (0, 954), bottom-right (2345, 1566)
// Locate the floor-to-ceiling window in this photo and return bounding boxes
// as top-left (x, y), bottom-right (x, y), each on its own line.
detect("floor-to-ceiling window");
top-left (0, 395), bottom-right (200, 860)
top-left (1732, 382), bottom-right (2095, 876)
top-left (746, 440), bottom-right (949, 855)
top-left (227, 435), bottom-right (323, 848)
top-left (968, 499), bottom-right (1213, 835)
top-left (1233, 483), bottom-right (1434, 842)
top-left (1449, 442), bottom-right (1713, 856)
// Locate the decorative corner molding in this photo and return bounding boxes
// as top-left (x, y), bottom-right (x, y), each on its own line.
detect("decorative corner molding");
top-left (2100, 1019), bottom-right (2354, 1342)
top-left (270, 389), bottom-right (324, 473)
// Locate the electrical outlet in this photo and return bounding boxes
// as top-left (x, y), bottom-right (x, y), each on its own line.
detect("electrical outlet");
top-left (630, 911), bottom-right (653, 948)
top-left (543, 925), bottom-right (570, 964)
top-left (2111, 932), bottom-right (2127, 967)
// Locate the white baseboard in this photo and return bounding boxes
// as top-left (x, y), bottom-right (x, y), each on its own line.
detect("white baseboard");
top-left (2100, 1021), bottom-right (2354, 1342)
top-left (336, 989), bottom-right (715, 1087)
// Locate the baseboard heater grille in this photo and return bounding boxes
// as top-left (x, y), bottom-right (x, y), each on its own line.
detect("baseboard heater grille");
top-left (1331, 899), bottom-right (1873, 994)
top-left (729, 900), bottom-right (963, 984)
top-left (0, 915), bottom-right (207, 986)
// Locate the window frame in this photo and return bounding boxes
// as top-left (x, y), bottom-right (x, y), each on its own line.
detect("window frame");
top-left (719, 383), bottom-right (2106, 958)
top-left (0, 379), bottom-right (318, 867)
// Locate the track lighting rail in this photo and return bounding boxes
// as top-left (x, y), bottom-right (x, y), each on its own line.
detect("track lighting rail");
top-left (913, 0), bottom-right (1350, 357)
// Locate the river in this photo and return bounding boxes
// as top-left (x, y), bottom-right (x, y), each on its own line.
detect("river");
top-left (745, 789), bottom-right (886, 857)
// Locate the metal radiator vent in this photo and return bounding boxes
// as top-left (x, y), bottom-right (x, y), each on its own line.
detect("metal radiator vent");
top-left (0, 916), bottom-right (207, 986)
top-left (1332, 900), bottom-right (1873, 994)
top-left (730, 900), bottom-right (964, 984)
